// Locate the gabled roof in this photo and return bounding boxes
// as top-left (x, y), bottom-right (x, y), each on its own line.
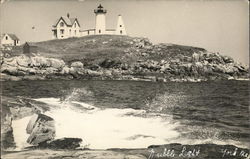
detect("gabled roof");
top-left (2, 33), bottom-right (19, 40)
top-left (53, 16), bottom-right (80, 27)
top-left (24, 42), bottom-right (37, 46)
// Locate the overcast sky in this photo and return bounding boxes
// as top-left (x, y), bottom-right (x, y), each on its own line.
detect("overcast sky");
top-left (0, 0), bottom-right (249, 65)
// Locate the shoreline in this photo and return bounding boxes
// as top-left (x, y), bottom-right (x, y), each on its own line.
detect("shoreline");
top-left (2, 143), bottom-right (249, 159)
top-left (1, 73), bottom-right (249, 82)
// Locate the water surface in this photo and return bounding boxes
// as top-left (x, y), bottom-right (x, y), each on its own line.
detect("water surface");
top-left (3, 80), bottom-right (249, 149)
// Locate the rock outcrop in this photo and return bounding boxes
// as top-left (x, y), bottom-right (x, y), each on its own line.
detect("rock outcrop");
top-left (26, 114), bottom-right (55, 145)
top-left (38, 138), bottom-right (82, 149)
top-left (1, 107), bottom-right (15, 149)
top-left (1, 96), bottom-right (49, 149)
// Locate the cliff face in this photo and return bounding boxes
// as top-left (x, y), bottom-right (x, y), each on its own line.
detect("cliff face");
top-left (1, 35), bottom-right (248, 81)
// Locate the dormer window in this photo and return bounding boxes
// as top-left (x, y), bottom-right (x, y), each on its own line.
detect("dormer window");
top-left (5, 36), bottom-right (8, 40)
top-left (60, 22), bottom-right (64, 27)
top-left (74, 23), bottom-right (77, 28)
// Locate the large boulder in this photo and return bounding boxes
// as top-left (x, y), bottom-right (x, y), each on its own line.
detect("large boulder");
top-left (16, 55), bottom-right (32, 67)
top-left (26, 114), bottom-right (55, 145)
top-left (224, 64), bottom-right (238, 75)
top-left (60, 66), bottom-right (70, 74)
top-left (71, 61), bottom-right (84, 68)
top-left (1, 64), bottom-right (20, 76)
top-left (2, 57), bottom-right (18, 67)
top-left (222, 56), bottom-right (234, 63)
top-left (48, 58), bottom-right (65, 69)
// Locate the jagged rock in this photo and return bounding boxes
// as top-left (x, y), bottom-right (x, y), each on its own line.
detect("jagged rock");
top-left (1, 105), bottom-right (15, 149)
top-left (38, 138), bottom-right (82, 149)
top-left (44, 67), bottom-right (58, 74)
top-left (211, 64), bottom-right (226, 73)
top-left (222, 56), bottom-right (234, 63)
top-left (71, 61), bottom-right (84, 68)
top-left (48, 58), bottom-right (65, 69)
top-left (2, 57), bottom-right (18, 67)
top-left (1, 64), bottom-right (19, 76)
top-left (9, 106), bottom-right (34, 120)
top-left (61, 66), bottom-right (70, 74)
top-left (26, 114), bottom-right (55, 145)
top-left (16, 55), bottom-right (32, 67)
top-left (224, 64), bottom-right (238, 75)
top-left (15, 67), bottom-right (37, 76)
top-left (30, 56), bottom-right (51, 68)
top-left (192, 53), bottom-right (200, 62)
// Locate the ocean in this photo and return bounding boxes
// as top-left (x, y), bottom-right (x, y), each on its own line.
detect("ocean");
top-left (2, 80), bottom-right (250, 150)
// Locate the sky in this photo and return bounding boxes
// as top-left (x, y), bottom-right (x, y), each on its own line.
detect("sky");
top-left (0, 0), bottom-right (249, 65)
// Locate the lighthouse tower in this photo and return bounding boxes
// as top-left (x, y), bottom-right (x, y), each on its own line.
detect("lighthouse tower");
top-left (94, 4), bottom-right (107, 34)
top-left (115, 15), bottom-right (127, 35)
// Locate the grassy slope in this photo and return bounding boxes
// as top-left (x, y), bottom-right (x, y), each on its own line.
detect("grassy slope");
top-left (36, 35), bottom-right (136, 63)
top-left (9, 35), bottom-right (206, 65)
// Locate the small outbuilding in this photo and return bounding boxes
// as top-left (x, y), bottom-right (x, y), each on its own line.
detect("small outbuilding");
top-left (23, 42), bottom-right (38, 54)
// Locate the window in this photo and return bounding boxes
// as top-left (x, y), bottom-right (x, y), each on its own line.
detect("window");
top-left (99, 30), bottom-right (101, 33)
top-left (74, 23), bottom-right (77, 28)
top-left (60, 29), bottom-right (64, 34)
top-left (75, 30), bottom-right (76, 35)
top-left (69, 29), bottom-right (71, 35)
top-left (120, 30), bottom-right (122, 34)
top-left (60, 22), bottom-right (64, 27)
top-left (5, 36), bottom-right (8, 40)
top-left (120, 25), bottom-right (122, 27)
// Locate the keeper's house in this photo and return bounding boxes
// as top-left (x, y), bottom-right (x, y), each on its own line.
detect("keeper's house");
top-left (52, 13), bottom-right (81, 39)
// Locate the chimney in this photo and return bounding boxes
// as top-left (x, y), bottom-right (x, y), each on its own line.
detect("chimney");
top-left (67, 13), bottom-right (70, 18)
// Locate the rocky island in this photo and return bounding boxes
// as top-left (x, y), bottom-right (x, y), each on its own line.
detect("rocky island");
top-left (1, 35), bottom-right (248, 82)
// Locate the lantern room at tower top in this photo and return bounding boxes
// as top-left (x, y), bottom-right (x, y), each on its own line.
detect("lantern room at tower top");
top-left (94, 4), bottom-right (107, 14)
top-left (52, 4), bottom-right (127, 39)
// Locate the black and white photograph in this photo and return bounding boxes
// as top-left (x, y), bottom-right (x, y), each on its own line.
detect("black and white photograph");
top-left (0, 0), bottom-right (249, 158)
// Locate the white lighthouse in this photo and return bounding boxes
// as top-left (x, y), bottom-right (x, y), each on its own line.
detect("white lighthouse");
top-left (94, 4), bottom-right (107, 34)
top-left (115, 15), bottom-right (127, 35)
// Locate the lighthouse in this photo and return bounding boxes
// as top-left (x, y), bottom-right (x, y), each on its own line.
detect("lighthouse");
top-left (94, 4), bottom-right (107, 34)
top-left (116, 15), bottom-right (127, 35)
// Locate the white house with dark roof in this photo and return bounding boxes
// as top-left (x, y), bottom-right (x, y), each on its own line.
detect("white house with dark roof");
top-left (52, 13), bottom-right (81, 39)
top-left (1, 33), bottom-right (20, 47)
